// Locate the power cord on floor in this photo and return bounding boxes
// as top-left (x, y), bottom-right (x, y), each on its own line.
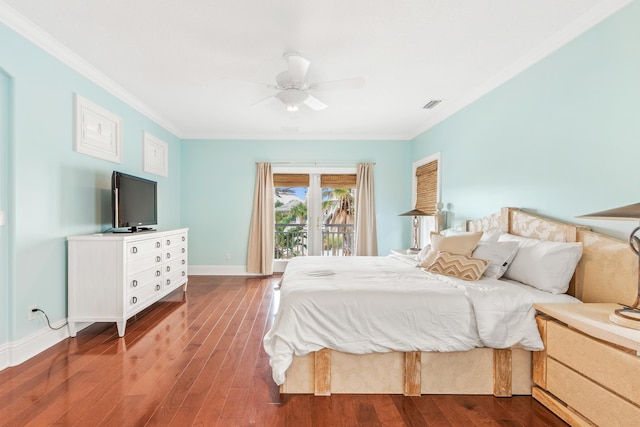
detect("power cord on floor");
top-left (31, 308), bottom-right (68, 330)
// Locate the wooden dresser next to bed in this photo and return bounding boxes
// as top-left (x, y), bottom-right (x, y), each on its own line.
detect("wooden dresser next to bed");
top-left (533, 303), bottom-right (640, 426)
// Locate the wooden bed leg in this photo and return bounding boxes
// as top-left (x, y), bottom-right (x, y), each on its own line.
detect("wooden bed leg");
top-left (314, 349), bottom-right (331, 396)
top-left (532, 316), bottom-right (548, 389)
top-left (404, 351), bottom-right (421, 396)
top-left (493, 348), bottom-right (512, 397)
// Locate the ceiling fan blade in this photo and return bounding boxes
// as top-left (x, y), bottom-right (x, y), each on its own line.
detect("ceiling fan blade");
top-left (309, 77), bottom-right (365, 91)
top-left (303, 94), bottom-right (328, 111)
top-left (287, 55), bottom-right (310, 83)
top-left (249, 94), bottom-right (276, 108)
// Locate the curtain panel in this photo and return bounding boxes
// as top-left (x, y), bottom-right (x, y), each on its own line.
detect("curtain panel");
top-left (355, 163), bottom-right (378, 256)
top-left (247, 163), bottom-right (274, 275)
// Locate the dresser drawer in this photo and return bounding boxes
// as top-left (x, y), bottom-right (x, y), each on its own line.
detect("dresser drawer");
top-left (128, 251), bottom-right (163, 276)
top-left (164, 233), bottom-right (187, 248)
top-left (547, 320), bottom-right (640, 405)
top-left (547, 358), bottom-right (640, 426)
top-left (127, 266), bottom-right (162, 294)
top-left (126, 281), bottom-right (163, 313)
top-left (165, 244), bottom-right (186, 262)
top-left (164, 257), bottom-right (186, 276)
top-left (127, 239), bottom-right (162, 257)
top-left (164, 268), bottom-right (187, 291)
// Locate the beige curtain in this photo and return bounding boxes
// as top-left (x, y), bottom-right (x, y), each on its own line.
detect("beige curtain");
top-left (355, 163), bottom-right (378, 256)
top-left (247, 163), bottom-right (274, 275)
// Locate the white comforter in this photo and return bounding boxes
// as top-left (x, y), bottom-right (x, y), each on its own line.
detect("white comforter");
top-left (263, 256), bottom-right (579, 385)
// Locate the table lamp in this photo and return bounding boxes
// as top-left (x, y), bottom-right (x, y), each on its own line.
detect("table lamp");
top-left (579, 202), bottom-right (640, 328)
top-left (399, 208), bottom-right (430, 252)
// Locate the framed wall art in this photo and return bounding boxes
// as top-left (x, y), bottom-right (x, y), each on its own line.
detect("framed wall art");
top-left (74, 94), bottom-right (122, 163)
top-left (143, 132), bottom-right (168, 177)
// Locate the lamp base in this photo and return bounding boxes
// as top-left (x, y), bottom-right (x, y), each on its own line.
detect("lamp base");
top-left (609, 308), bottom-right (640, 330)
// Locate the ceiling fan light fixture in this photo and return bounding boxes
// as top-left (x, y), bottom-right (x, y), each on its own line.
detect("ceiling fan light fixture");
top-left (276, 88), bottom-right (308, 111)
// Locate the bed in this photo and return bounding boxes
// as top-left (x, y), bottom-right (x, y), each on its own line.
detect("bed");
top-left (263, 207), bottom-right (637, 396)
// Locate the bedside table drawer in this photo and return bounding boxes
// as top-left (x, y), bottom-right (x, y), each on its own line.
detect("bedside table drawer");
top-left (547, 358), bottom-right (640, 426)
top-left (547, 320), bottom-right (640, 405)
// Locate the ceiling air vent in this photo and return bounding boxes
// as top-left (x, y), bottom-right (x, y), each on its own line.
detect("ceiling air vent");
top-left (423, 100), bottom-right (442, 109)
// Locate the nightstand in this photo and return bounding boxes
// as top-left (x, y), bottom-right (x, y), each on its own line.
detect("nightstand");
top-left (533, 303), bottom-right (640, 426)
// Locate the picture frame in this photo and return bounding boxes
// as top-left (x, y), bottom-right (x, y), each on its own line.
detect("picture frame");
top-left (74, 94), bottom-right (122, 163)
top-left (143, 132), bottom-right (168, 177)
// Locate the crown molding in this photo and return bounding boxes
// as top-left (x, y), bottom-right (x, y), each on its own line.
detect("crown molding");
top-left (410, 0), bottom-right (632, 140)
top-left (0, 2), bottom-right (184, 138)
top-left (0, 0), bottom-right (630, 142)
top-left (180, 131), bottom-right (414, 141)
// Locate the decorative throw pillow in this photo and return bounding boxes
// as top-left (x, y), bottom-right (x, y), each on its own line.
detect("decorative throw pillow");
top-left (472, 241), bottom-right (520, 279)
top-left (498, 233), bottom-right (583, 294)
top-left (426, 251), bottom-right (489, 281)
top-left (419, 231), bottom-right (483, 268)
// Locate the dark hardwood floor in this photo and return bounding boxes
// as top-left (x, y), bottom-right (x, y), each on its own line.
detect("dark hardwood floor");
top-left (0, 275), bottom-right (567, 426)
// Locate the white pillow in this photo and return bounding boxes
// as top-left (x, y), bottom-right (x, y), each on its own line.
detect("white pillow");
top-left (416, 244), bottom-right (431, 264)
top-left (472, 241), bottom-right (520, 279)
top-left (480, 229), bottom-right (502, 243)
top-left (498, 234), bottom-right (582, 294)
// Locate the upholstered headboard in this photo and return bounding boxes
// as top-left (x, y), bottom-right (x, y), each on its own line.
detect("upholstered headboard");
top-left (466, 207), bottom-right (636, 304)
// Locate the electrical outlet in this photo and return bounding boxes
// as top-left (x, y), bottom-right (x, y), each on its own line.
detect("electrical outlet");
top-left (28, 305), bottom-right (37, 321)
top-left (225, 252), bottom-right (231, 261)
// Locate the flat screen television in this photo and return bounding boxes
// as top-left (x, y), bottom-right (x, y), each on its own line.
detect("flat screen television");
top-left (111, 171), bottom-right (157, 232)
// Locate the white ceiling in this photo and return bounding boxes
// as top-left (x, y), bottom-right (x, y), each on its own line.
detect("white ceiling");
top-left (0, 0), bottom-right (630, 140)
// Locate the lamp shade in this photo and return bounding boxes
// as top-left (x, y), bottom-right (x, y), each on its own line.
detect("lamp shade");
top-left (399, 209), bottom-right (431, 217)
top-left (578, 203), bottom-right (640, 221)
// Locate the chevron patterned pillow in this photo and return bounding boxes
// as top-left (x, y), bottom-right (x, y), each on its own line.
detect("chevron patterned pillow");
top-left (425, 251), bottom-right (489, 281)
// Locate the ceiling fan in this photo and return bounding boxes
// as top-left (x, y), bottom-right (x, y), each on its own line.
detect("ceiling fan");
top-left (254, 52), bottom-right (365, 112)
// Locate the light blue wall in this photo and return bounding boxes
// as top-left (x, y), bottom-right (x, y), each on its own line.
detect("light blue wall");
top-left (0, 22), bottom-right (182, 345)
top-left (1, 69), bottom-right (10, 345)
top-left (1, 0), bottom-right (636, 358)
top-left (180, 139), bottom-right (412, 266)
top-left (412, 1), bottom-right (640, 240)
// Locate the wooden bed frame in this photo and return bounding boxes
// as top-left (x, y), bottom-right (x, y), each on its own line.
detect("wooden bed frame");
top-left (278, 207), bottom-right (637, 396)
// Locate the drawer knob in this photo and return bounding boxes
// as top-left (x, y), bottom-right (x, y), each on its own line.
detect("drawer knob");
top-left (155, 284), bottom-right (161, 291)
top-left (156, 270), bottom-right (161, 277)
top-left (166, 253), bottom-right (171, 259)
top-left (182, 248), bottom-right (185, 253)
top-left (166, 266), bottom-right (171, 273)
top-left (166, 279), bottom-right (171, 285)
top-left (132, 280), bottom-right (138, 288)
top-left (182, 236), bottom-right (185, 242)
top-left (156, 241), bottom-right (161, 248)
top-left (156, 256), bottom-right (161, 263)
top-left (166, 239), bottom-right (171, 246)
top-left (131, 296), bottom-right (138, 304)
top-left (131, 246), bottom-right (138, 254)
top-left (182, 271), bottom-right (186, 277)
top-left (182, 259), bottom-right (185, 265)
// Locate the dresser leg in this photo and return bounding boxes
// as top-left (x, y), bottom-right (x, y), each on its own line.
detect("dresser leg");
top-left (116, 321), bottom-right (126, 337)
top-left (69, 322), bottom-right (77, 337)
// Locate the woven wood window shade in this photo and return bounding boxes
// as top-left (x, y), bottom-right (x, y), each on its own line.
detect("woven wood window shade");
top-left (320, 174), bottom-right (357, 188)
top-left (273, 174), bottom-right (310, 188)
top-left (415, 160), bottom-right (438, 215)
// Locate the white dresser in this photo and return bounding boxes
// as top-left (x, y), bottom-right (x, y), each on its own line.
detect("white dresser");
top-left (67, 228), bottom-right (189, 337)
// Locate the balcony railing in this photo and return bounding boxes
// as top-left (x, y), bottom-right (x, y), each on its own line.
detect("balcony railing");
top-left (274, 223), bottom-right (354, 259)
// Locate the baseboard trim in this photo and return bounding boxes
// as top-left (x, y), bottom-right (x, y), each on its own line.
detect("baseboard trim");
top-left (0, 319), bottom-right (90, 371)
top-left (188, 265), bottom-right (263, 276)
